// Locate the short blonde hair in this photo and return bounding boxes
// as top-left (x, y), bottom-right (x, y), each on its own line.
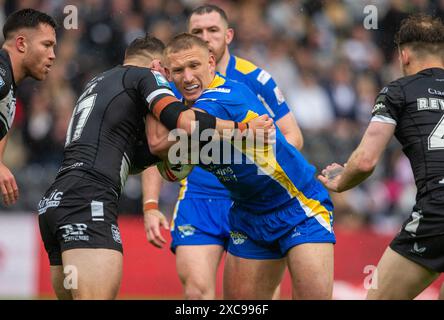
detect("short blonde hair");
top-left (164, 33), bottom-right (209, 59)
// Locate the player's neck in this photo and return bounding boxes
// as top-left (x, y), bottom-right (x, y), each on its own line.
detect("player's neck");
top-left (123, 57), bottom-right (152, 69)
top-left (216, 49), bottom-right (231, 75)
top-left (406, 59), bottom-right (444, 76)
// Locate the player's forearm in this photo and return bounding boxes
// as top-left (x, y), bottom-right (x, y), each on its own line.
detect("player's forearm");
top-left (336, 150), bottom-right (375, 192)
top-left (146, 113), bottom-right (178, 159)
top-left (276, 114), bottom-right (303, 150)
top-left (0, 134), bottom-right (8, 161)
top-left (152, 99), bottom-right (247, 139)
top-left (177, 109), bottom-right (244, 136)
top-left (282, 130), bottom-right (303, 150)
top-left (335, 121), bottom-right (393, 192)
top-left (142, 166), bottom-right (163, 203)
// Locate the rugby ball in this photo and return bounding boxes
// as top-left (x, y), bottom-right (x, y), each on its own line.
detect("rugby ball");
top-left (156, 160), bottom-right (194, 182)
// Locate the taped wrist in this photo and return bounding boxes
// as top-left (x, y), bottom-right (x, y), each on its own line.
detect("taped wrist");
top-left (143, 199), bottom-right (159, 211)
top-left (158, 101), bottom-right (189, 130)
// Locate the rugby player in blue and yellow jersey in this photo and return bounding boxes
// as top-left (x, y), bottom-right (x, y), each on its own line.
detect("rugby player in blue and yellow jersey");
top-left (142, 4), bottom-right (302, 299)
top-left (147, 33), bottom-right (334, 299)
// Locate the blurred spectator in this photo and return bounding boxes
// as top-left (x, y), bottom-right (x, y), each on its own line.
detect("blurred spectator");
top-left (289, 69), bottom-right (335, 132)
top-left (325, 60), bottom-right (357, 120)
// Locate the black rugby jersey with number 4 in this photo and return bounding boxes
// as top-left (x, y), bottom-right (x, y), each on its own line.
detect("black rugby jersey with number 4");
top-left (60, 65), bottom-right (174, 193)
top-left (371, 68), bottom-right (444, 199)
top-left (0, 49), bottom-right (17, 139)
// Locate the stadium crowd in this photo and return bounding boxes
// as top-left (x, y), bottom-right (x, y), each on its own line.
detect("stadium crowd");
top-left (1, 0), bottom-right (441, 232)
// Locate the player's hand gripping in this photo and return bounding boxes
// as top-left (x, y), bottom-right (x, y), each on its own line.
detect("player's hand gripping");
top-left (246, 114), bottom-right (276, 144)
top-left (0, 162), bottom-right (18, 205)
top-left (318, 163), bottom-right (345, 192)
top-left (144, 205), bottom-right (169, 248)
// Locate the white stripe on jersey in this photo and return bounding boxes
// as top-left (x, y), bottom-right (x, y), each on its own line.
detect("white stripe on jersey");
top-left (146, 88), bottom-right (174, 105)
top-left (371, 115), bottom-right (397, 125)
top-left (257, 94), bottom-right (276, 118)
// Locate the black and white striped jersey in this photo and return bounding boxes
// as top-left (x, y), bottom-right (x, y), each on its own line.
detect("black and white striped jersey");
top-left (0, 49), bottom-right (17, 140)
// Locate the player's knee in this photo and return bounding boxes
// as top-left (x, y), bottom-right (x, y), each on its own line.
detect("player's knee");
top-left (292, 277), bottom-right (333, 300)
top-left (71, 291), bottom-right (116, 300)
top-left (70, 285), bottom-right (118, 300)
top-left (183, 281), bottom-right (214, 300)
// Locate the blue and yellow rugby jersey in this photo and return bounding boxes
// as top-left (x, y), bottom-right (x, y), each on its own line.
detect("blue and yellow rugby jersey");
top-left (178, 55), bottom-right (291, 199)
top-left (193, 74), bottom-right (329, 220)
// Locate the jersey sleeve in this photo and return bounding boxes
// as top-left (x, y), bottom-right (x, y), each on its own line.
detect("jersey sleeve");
top-left (247, 68), bottom-right (290, 121)
top-left (131, 68), bottom-right (176, 114)
top-left (193, 94), bottom-right (230, 119)
top-left (371, 81), bottom-right (404, 125)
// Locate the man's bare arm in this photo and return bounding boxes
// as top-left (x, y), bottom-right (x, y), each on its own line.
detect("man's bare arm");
top-left (275, 112), bottom-right (303, 150)
top-left (318, 121), bottom-right (395, 192)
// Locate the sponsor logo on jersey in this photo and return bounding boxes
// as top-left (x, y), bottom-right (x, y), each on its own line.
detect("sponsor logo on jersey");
top-left (177, 224), bottom-right (196, 238)
top-left (58, 162), bottom-right (84, 173)
top-left (428, 88), bottom-right (444, 96)
top-left (379, 87), bottom-right (388, 94)
top-left (273, 87), bottom-right (285, 105)
top-left (203, 87), bottom-right (231, 94)
top-left (0, 67), bottom-right (6, 77)
top-left (371, 102), bottom-right (386, 114)
top-left (0, 75), bottom-right (4, 88)
top-left (417, 97), bottom-right (444, 110)
top-left (257, 70), bottom-right (271, 85)
top-left (111, 224), bottom-right (122, 244)
top-left (59, 223), bottom-right (89, 242)
top-left (230, 231), bottom-right (248, 245)
top-left (152, 70), bottom-right (171, 88)
top-left (439, 178), bottom-right (444, 184)
top-left (38, 189), bottom-right (63, 214)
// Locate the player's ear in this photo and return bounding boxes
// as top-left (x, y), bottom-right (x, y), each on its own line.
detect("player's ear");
top-left (225, 28), bottom-right (234, 45)
top-left (151, 59), bottom-right (167, 77)
top-left (399, 47), bottom-right (410, 66)
top-left (162, 56), bottom-right (173, 81)
top-left (209, 53), bottom-right (216, 72)
top-left (164, 66), bottom-right (172, 81)
top-left (15, 35), bottom-right (26, 53)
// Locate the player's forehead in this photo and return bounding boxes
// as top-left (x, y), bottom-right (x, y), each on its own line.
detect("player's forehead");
top-left (28, 23), bottom-right (57, 43)
top-left (189, 12), bottom-right (226, 30)
top-left (167, 46), bottom-right (207, 67)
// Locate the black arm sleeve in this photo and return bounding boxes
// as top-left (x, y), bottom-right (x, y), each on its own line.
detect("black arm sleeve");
top-left (371, 81), bottom-right (404, 124)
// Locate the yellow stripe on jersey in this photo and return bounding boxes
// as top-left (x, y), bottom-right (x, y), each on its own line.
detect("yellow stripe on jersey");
top-left (234, 56), bottom-right (257, 75)
top-left (171, 178), bottom-right (188, 230)
top-left (241, 110), bottom-right (259, 123)
top-left (208, 74), bottom-right (226, 88)
top-left (233, 114), bottom-right (332, 231)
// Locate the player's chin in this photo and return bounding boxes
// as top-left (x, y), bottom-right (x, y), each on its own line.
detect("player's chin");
top-left (31, 71), bottom-right (48, 81)
top-left (183, 91), bottom-right (200, 102)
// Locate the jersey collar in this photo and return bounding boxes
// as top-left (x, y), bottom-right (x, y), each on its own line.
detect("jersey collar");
top-left (225, 55), bottom-right (235, 76)
top-left (208, 73), bottom-right (226, 89)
